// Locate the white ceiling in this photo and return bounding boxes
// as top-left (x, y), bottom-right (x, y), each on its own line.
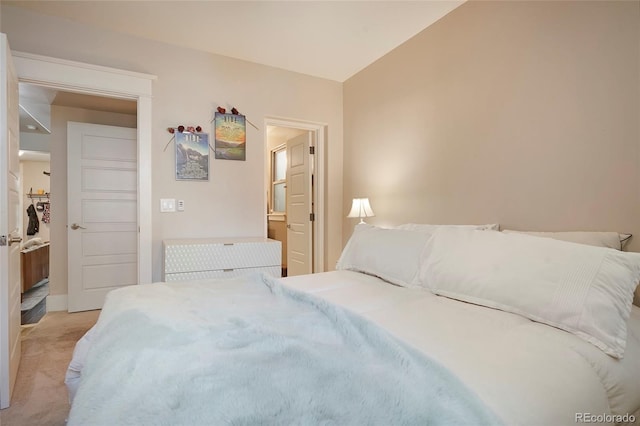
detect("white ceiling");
top-left (5, 0), bottom-right (464, 82)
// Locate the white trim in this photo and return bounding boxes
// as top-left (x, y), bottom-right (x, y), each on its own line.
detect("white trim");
top-left (13, 51), bottom-right (157, 81)
top-left (13, 51), bottom-right (155, 98)
top-left (137, 96), bottom-right (153, 284)
top-left (264, 117), bottom-right (326, 272)
top-left (45, 294), bottom-right (68, 312)
top-left (12, 52), bottom-right (155, 287)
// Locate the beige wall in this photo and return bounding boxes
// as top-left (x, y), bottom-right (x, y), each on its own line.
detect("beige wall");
top-left (344, 1), bottom-right (640, 249)
top-left (20, 160), bottom-right (51, 242)
top-left (2, 5), bottom-right (344, 286)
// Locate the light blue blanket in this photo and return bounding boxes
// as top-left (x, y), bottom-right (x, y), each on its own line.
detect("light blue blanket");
top-left (69, 273), bottom-right (502, 426)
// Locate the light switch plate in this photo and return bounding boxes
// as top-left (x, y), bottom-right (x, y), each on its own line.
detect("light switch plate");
top-left (160, 198), bottom-right (176, 212)
top-left (177, 200), bottom-right (185, 211)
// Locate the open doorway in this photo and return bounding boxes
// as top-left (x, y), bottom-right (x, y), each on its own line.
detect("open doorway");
top-left (2, 49), bottom-right (154, 410)
top-left (17, 82), bottom-right (137, 320)
top-left (18, 149), bottom-right (50, 325)
top-left (265, 118), bottom-right (326, 277)
top-left (266, 126), bottom-right (307, 277)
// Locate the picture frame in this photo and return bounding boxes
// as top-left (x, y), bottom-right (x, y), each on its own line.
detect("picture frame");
top-left (214, 112), bottom-right (246, 161)
top-left (175, 132), bottom-right (210, 181)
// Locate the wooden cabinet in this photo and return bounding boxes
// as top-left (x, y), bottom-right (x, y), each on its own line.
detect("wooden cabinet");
top-left (21, 243), bottom-right (49, 293)
top-left (163, 238), bottom-right (281, 282)
top-left (267, 217), bottom-right (287, 272)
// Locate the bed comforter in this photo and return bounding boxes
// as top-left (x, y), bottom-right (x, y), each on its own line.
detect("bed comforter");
top-left (68, 270), bottom-right (640, 426)
top-left (67, 273), bottom-right (501, 426)
top-left (282, 271), bottom-right (640, 426)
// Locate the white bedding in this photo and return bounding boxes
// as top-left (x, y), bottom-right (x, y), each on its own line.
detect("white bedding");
top-left (67, 270), bottom-right (640, 425)
top-left (68, 274), bottom-right (505, 425)
top-left (281, 271), bottom-right (640, 425)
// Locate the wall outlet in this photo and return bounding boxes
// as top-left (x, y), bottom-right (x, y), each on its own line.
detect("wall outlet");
top-left (160, 198), bottom-right (176, 212)
top-left (177, 200), bottom-right (185, 211)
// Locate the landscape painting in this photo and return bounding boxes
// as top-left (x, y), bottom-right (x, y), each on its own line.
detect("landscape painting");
top-left (214, 112), bottom-right (246, 161)
top-left (175, 132), bottom-right (210, 181)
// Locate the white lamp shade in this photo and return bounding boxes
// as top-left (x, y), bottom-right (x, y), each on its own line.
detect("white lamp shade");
top-left (347, 198), bottom-right (375, 219)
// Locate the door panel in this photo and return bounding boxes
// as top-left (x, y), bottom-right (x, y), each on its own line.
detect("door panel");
top-left (0, 33), bottom-right (21, 409)
top-left (67, 122), bottom-right (137, 312)
top-left (83, 168), bottom-right (137, 191)
top-left (82, 263), bottom-right (137, 289)
top-left (286, 132), bottom-right (313, 276)
top-left (82, 199), bottom-right (137, 223)
top-left (83, 232), bottom-right (137, 256)
top-left (82, 134), bottom-right (137, 160)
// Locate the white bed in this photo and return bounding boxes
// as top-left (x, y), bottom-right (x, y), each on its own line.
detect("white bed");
top-left (282, 270), bottom-right (640, 425)
top-left (65, 225), bottom-right (640, 425)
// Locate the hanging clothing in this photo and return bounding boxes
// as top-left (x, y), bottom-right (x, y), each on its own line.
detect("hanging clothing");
top-left (42, 202), bottom-right (50, 224)
top-left (26, 204), bottom-right (39, 235)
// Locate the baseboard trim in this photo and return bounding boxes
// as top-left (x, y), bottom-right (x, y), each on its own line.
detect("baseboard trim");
top-left (46, 294), bottom-right (68, 312)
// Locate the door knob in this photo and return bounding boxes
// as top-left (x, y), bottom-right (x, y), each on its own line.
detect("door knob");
top-left (1, 229), bottom-right (22, 246)
top-left (7, 235), bottom-right (22, 246)
top-left (70, 223), bottom-right (87, 230)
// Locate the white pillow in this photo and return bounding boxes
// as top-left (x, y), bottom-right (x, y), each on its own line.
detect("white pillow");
top-left (502, 230), bottom-right (631, 251)
top-left (503, 230), bottom-right (639, 308)
top-left (419, 228), bottom-right (640, 359)
top-left (397, 223), bottom-right (499, 233)
top-left (336, 224), bottom-right (431, 287)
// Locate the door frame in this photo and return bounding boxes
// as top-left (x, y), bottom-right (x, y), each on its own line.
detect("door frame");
top-left (264, 117), bottom-right (325, 273)
top-left (12, 51), bottom-right (156, 288)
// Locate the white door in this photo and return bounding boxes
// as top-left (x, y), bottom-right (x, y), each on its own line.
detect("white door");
top-left (0, 33), bottom-right (22, 409)
top-left (286, 132), bottom-right (313, 276)
top-left (67, 122), bottom-right (137, 312)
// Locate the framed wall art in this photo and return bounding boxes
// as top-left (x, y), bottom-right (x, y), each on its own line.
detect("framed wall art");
top-left (175, 132), bottom-right (210, 181)
top-left (214, 112), bottom-right (246, 161)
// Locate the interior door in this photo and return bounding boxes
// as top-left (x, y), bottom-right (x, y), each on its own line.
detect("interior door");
top-left (67, 122), bottom-right (137, 312)
top-left (0, 33), bottom-right (22, 409)
top-left (286, 132), bottom-right (313, 276)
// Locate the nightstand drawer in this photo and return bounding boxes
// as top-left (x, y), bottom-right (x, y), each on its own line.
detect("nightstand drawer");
top-left (162, 238), bottom-right (281, 281)
top-left (164, 265), bottom-right (281, 282)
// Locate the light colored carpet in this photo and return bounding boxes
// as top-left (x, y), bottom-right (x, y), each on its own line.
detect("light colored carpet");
top-left (0, 310), bottom-right (100, 426)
